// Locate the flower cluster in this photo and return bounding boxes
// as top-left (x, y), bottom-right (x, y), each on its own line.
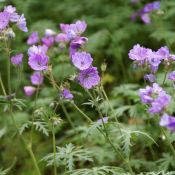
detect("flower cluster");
top-left (129, 43), bottom-right (175, 131)
top-left (0, 5), bottom-right (27, 36)
top-left (139, 83), bottom-right (171, 114)
top-left (131, 1), bottom-right (160, 24)
top-left (56, 20), bottom-right (88, 56)
top-left (129, 44), bottom-right (175, 74)
top-left (56, 20), bottom-right (100, 90)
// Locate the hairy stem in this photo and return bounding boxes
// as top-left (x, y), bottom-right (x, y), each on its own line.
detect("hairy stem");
top-left (9, 103), bottom-right (41, 175)
top-left (71, 102), bottom-right (92, 123)
top-left (60, 102), bottom-right (75, 129)
top-left (52, 124), bottom-right (57, 175)
top-left (87, 90), bottom-right (134, 174)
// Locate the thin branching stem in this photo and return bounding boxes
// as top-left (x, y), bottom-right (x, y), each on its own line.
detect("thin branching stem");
top-left (60, 102), bottom-right (75, 129)
top-left (86, 90), bottom-right (134, 174)
top-left (9, 103), bottom-right (41, 175)
top-left (52, 124), bottom-right (57, 175)
top-left (71, 102), bottom-right (92, 123)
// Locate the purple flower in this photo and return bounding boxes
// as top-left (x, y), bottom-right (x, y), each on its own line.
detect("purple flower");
top-left (72, 52), bottom-right (93, 70)
top-left (66, 20), bottom-right (87, 40)
top-left (60, 23), bottom-right (70, 33)
top-left (41, 36), bottom-right (55, 48)
top-left (24, 86), bottom-right (36, 96)
top-left (168, 71), bottom-right (175, 81)
top-left (143, 1), bottom-right (160, 13)
top-left (60, 88), bottom-right (74, 99)
top-left (78, 67), bottom-right (100, 89)
top-left (147, 51), bottom-right (162, 72)
top-left (69, 37), bottom-right (88, 57)
top-left (55, 33), bottom-right (69, 43)
top-left (139, 86), bottom-right (154, 104)
top-left (139, 83), bottom-right (171, 114)
top-left (0, 11), bottom-right (10, 30)
top-left (30, 72), bottom-right (43, 85)
top-left (148, 94), bottom-right (171, 114)
top-left (160, 113), bottom-right (175, 131)
top-left (144, 74), bottom-right (156, 83)
top-left (17, 14), bottom-right (28, 32)
top-left (141, 13), bottom-right (151, 24)
top-left (97, 117), bottom-right (108, 124)
top-left (11, 53), bottom-right (23, 65)
top-left (28, 45), bottom-right (48, 57)
top-left (27, 32), bottom-right (39, 45)
top-left (28, 45), bottom-right (49, 71)
top-left (156, 46), bottom-right (170, 60)
top-left (128, 44), bottom-right (151, 64)
top-left (4, 5), bottom-right (19, 22)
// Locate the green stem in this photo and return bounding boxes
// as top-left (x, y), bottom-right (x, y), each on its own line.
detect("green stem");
top-left (60, 102), bottom-right (75, 129)
top-left (4, 40), bottom-right (11, 94)
top-left (160, 127), bottom-right (175, 156)
top-left (101, 86), bottom-right (119, 122)
top-left (9, 103), bottom-right (41, 175)
top-left (87, 90), bottom-right (134, 174)
top-left (71, 102), bottom-right (92, 123)
top-left (0, 74), bottom-right (7, 96)
top-left (52, 124), bottom-right (57, 175)
top-left (162, 70), bottom-right (168, 86)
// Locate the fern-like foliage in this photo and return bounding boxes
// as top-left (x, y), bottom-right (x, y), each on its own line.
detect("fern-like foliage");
top-left (138, 171), bottom-right (175, 175)
top-left (19, 119), bottom-right (49, 136)
top-left (157, 153), bottom-right (175, 171)
top-left (42, 143), bottom-right (93, 170)
top-left (68, 166), bottom-right (125, 175)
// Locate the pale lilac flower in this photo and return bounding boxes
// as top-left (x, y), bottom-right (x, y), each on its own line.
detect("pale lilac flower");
top-left (141, 14), bottom-right (151, 24)
top-left (97, 117), bottom-right (108, 124)
top-left (41, 36), bottom-right (54, 48)
top-left (4, 5), bottom-right (19, 22)
top-left (30, 72), bottom-right (43, 85)
top-left (27, 32), bottom-right (39, 45)
top-left (160, 113), bottom-right (175, 131)
top-left (17, 14), bottom-right (28, 32)
top-left (45, 29), bottom-right (56, 37)
top-left (149, 94), bottom-right (171, 114)
top-left (0, 11), bottom-right (10, 30)
top-left (139, 86), bottom-right (154, 104)
top-left (128, 44), bottom-right (151, 64)
top-left (60, 23), bottom-right (70, 33)
top-left (4, 5), bottom-right (16, 14)
top-left (144, 74), bottom-right (156, 83)
top-left (11, 53), bottom-right (23, 65)
top-left (24, 86), bottom-right (36, 96)
top-left (28, 45), bottom-right (49, 71)
top-left (147, 51), bottom-right (162, 72)
top-left (60, 88), bottom-right (74, 99)
top-left (55, 33), bottom-right (69, 43)
top-left (66, 20), bottom-right (87, 40)
top-left (168, 71), bottom-right (175, 81)
top-left (156, 46), bottom-right (170, 60)
top-left (28, 45), bottom-right (48, 57)
top-left (78, 67), bottom-right (100, 89)
top-left (72, 52), bottom-right (93, 70)
top-left (139, 83), bottom-right (171, 114)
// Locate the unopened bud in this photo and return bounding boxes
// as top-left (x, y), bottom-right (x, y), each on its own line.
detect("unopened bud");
top-left (101, 63), bottom-right (107, 72)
